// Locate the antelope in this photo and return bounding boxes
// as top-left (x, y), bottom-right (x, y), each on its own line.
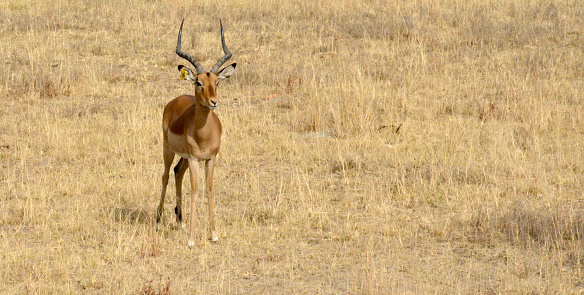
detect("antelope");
top-left (156, 19), bottom-right (236, 247)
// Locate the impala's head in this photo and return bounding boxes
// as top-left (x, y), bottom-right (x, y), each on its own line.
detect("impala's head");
top-left (176, 19), bottom-right (236, 110)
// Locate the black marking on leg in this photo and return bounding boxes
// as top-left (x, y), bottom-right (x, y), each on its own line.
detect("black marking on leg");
top-left (174, 158), bottom-right (185, 174)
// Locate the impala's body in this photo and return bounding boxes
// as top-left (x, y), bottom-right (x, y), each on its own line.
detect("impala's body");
top-left (157, 19), bottom-right (236, 247)
top-left (163, 94), bottom-right (222, 160)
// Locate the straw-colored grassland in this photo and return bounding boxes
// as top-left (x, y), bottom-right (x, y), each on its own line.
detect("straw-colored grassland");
top-left (1, 0), bottom-right (583, 293)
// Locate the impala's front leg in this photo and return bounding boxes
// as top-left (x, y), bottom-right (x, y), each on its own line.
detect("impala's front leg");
top-left (187, 157), bottom-right (199, 247)
top-left (205, 157), bottom-right (218, 242)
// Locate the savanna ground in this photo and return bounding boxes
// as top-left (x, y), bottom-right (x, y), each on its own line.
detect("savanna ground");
top-left (1, 0), bottom-right (584, 293)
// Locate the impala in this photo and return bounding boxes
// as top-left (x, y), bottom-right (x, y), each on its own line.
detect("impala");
top-left (156, 19), bottom-right (236, 247)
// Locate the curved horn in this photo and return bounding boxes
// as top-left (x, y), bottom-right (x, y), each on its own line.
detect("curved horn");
top-left (210, 19), bottom-right (232, 74)
top-left (176, 19), bottom-right (205, 74)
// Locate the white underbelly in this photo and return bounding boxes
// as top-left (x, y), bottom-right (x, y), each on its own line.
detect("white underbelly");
top-left (176, 152), bottom-right (189, 158)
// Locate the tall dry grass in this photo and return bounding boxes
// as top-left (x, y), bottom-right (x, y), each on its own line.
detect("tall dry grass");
top-left (1, 0), bottom-right (584, 293)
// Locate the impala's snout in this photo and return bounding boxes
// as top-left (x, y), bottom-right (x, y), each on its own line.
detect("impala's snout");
top-left (209, 100), bottom-right (217, 110)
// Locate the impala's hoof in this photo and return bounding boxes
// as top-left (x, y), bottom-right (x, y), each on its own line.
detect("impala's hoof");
top-left (211, 233), bottom-right (219, 243)
top-left (187, 240), bottom-right (195, 248)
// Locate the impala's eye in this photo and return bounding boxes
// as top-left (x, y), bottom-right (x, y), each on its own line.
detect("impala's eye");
top-left (215, 82), bottom-right (219, 87)
top-left (196, 81), bottom-right (203, 87)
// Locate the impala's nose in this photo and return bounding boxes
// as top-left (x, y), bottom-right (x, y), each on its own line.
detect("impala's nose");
top-left (210, 100), bottom-right (217, 109)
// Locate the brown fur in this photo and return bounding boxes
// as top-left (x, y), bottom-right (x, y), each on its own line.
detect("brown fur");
top-left (157, 72), bottom-right (224, 246)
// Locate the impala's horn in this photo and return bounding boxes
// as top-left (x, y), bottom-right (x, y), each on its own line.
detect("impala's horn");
top-left (176, 19), bottom-right (205, 74)
top-left (210, 19), bottom-right (232, 74)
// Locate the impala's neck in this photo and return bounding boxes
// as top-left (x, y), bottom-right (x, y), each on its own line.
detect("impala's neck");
top-left (191, 94), bottom-right (215, 126)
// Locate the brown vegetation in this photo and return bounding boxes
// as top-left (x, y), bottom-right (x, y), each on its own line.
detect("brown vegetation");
top-left (1, 0), bottom-right (583, 293)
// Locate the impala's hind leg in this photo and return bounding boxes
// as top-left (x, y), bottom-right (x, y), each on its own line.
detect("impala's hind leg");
top-left (174, 158), bottom-right (189, 228)
top-left (156, 146), bottom-right (175, 230)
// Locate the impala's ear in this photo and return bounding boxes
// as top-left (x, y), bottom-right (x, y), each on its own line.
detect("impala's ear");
top-left (217, 63), bottom-right (236, 80)
top-left (178, 65), bottom-right (196, 82)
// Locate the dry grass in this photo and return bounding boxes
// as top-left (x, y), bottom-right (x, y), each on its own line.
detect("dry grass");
top-left (1, 0), bottom-right (584, 293)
